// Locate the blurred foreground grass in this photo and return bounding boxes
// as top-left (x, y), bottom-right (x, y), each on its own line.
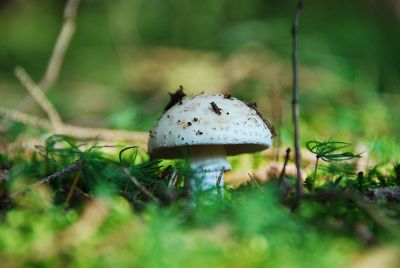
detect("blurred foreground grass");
top-left (1, 136), bottom-right (400, 267)
top-left (0, 191), bottom-right (361, 268)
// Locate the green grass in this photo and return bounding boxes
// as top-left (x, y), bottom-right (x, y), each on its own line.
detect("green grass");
top-left (1, 135), bottom-right (400, 267)
top-left (0, 187), bottom-right (359, 268)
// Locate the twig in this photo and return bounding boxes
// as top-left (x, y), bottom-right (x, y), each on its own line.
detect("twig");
top-left (73, 187), bottom-right (93, 200)
top-left (34, 160), bottom-right (84, 186)
top-left (64, 171), bottom-right (81, 207)
top-left (15, 66), bottom-right (63, 129)
top-left (0, 0), bottom-right (147, 153)
top-left (291, 0), bottom-right (304, 197)
top-left (122, 167), bottom-right (160, 203)
top-left (57, 124), bottom-right (148, 144)
top-left (0, 106), bottom-right (51, 129)
top-left (248, 173), bottom-right (264, 192)
top-left (12, 159), bottom-right (84, 197)
top-left (0, 0), bottom-right (80, 130)
top-left (278, 148), bottom-right (291, 185)
top-left (0, 105), bottom-right (148, 145)
top-left (7, 65), bottom-right (148, 145)
top-left (11, 0), bottom-right (81, 114)
top-left (40, 0), bottom-right (81, 89)
top-left (0, 0), bottom-right (149, 147)
top-left (167, 169), bottom-right (178, 190)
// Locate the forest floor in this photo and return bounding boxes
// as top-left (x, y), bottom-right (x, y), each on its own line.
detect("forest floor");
top-left (0, 134), bottom-right (400, 267)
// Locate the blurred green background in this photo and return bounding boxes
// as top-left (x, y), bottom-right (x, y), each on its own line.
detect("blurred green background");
top-left (1, 0), bottom-right (400, 160)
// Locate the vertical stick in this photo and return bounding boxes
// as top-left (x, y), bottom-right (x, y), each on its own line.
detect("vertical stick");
top-left (291, 0), bottom-right (304, 197)
top-left (65, 172), bottom-right (81, 207)
top-left (40, 0), bottom-right (81, 89)
top-left (14, 66), bottom-right (63, 129)
top-left (278, 148), bottom-right (291, 186)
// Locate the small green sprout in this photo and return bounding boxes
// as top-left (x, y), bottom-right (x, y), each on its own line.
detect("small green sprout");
top-left (306, 139), bottom-right (361, 180)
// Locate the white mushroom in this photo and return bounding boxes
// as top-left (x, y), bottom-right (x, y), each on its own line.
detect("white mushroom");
top-left (148, 92), bottom-right (273, 191)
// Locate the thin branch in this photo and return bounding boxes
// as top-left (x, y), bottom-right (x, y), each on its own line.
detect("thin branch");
top-left (57, 124), bottom-right (148, 144)
top-left (2, 0), bottom-right (148, 146)
top-left (0, 0), bottom-right (149, 148)
top-left (12, 0), bottom-right (81, 114)
top-left (0, 105), bottom-right (148, 145)
top-left (278, 148), bottom-right (291, 185)
top-left (291, 0), bottom-right (304, 197)
top-left (122, 167), bottom-right (160, 203)
top-left (64, 171), bottom-right (81, 207)
top-left (15, 66), bottom-right (63, 128)
top-left (40, 0), bottom-right (81, 89)
top-left (34, 160), bottom-right (84, 186)
top-left (0, 106), bottom-right (51, 129)
top-left (12, 159), bottom-right (84, 198)
top-left (248, 173), bottom-right (264, 192)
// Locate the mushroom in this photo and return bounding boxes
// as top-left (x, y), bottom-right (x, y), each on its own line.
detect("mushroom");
top-left (148, 92), bottom-right (273, 191)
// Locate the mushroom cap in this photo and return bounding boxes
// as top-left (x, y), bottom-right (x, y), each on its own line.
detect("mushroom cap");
top-left (148, 93), bottom-right (273, 159)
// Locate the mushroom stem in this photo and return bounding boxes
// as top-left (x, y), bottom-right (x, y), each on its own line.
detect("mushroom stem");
top-left (189, 145), bottom-right (232, 191)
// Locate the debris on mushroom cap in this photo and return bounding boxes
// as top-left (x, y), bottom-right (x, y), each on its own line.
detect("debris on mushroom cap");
top-left (246, 102), bottom-right (277, 137)
top-left (148, 92), bottom-right (273, 159)
top-left (210, 101), bottom-right (222, 115)
top-left (223, 93), bottom-right (233, 100)
top-left (164, 85), bottom-right (186, 111)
